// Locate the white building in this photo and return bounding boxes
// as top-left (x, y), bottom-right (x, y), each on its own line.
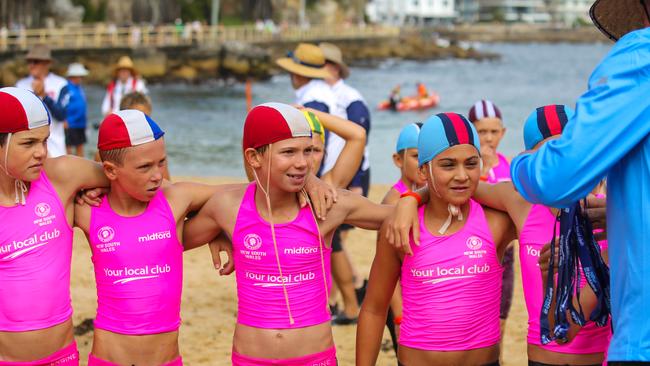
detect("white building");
top-left (366, 0), bottom-right (456, 25)
top-left (478, 0), bottom-right (550, 23)
top-left (548, 0), bottom-right (592, 25)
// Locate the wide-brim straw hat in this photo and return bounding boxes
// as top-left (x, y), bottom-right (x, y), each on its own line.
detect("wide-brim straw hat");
top-left (66, 63), bottom-right (89, 77)
top-left (276, 43), bottom-right (331, 79)
top-left (319, 42), bottom-right (350, 79)
top-left (114, 55), bottom-right (136, 71)
top-left (590, 0), bottom-right (648, 41)
top-left (25, 44), bottom-right (52, 61)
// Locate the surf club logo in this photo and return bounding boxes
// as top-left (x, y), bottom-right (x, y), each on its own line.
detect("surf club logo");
top-left (97, 226), bottom-right (116, 243)
top-left (34, 203), bottom-right (51, 218)
top-left (244, 233), bottom-right (262, 250)
top-left (466, 236), bottom-right (483, 250)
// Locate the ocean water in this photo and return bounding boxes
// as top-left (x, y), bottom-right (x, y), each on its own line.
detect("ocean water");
top-left (83, 42), bottom-right (611, 183)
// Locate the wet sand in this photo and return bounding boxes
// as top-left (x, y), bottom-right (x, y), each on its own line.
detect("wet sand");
top-left (70, 176), bottom-right (528, 365)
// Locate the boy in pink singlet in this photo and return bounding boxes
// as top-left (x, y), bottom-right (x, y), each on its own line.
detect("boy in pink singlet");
top-left (182, 103), bottom-right (395, 365)
top-left (0, 87), bottom-right (110, 365)
top-left (357, 112), bottom-right (516, 366)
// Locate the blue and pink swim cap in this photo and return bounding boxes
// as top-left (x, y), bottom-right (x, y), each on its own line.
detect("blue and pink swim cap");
top-left (98, 110), bottom-right (164, 151)
top-left (395, 122), bottom-right (423, 153)
top-left (523, 104), bottom-right (574, 150)
top-left (418, 112), bottom-right (481, 167)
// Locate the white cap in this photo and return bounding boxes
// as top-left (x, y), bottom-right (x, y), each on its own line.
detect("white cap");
top-left (66, 63), bottom-right (89, 77)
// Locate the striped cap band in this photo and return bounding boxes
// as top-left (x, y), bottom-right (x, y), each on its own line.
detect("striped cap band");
top-left (395, 122), bottom-right (422, 153)
top-left (468, 100), bottom-right (502, 123)
top-left (418, 113), bottom-right (480, 166)
top-left (303, 110), bottom-right (325, 144)
top-left (523, 104), bottom-right (574, 150)
top-left (0, 87), bottom-right (51, 133)
top-left (98, 109), bottom-right (165, 151)
top-left (243, 103), bottom-right (312, 150)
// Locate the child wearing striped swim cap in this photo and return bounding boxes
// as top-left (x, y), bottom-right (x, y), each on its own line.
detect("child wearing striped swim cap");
top-left (523, 104), bottom-right (575, 150)
top-left (468, 100), bottom-right (511, 184)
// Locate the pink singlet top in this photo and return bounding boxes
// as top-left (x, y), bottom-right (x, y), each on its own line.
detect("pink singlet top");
top-left (519, 204), bottom-right (610, 354)
top-left (486, 153), bottom-right (511, 184)
top-left (89, 190), bottom-right (183, 335)
top-left (0, 171), bottom-right (73, 331)
top-left (392, 180), bottom-right (409, 195)
top-left (232, 183), bottom-right (331, 329)
top-left (399, 199), bottom-right (503, 351)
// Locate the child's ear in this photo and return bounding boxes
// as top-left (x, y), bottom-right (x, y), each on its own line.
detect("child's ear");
top-left (244, 148), bottom-right (263, 169)
top-left (392, 152), bottom-right (404, 169)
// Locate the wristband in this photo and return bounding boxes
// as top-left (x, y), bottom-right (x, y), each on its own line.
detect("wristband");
top-left (400, 191), bottom-right (422, 206)
top-left (394, 315), bottom-right (403, 325)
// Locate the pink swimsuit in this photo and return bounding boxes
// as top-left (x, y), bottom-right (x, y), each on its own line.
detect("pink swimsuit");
top-left (232, 183), bottom-right (331, 329)
top-left (0, 171), bottom-right (73, 332)
top-left (88, 190), bottom-right (183, 335)
top-left (519, 204), bottom-right (610, 354)
top-left (399, 200), bottom-right (503, 351)
top-left (486, 153), bottom-right (511, 184)
top-left (392, 180), bottom-right (409, 195)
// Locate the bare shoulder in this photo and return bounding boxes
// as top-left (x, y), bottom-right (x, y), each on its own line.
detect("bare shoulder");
top-left (203, 183), bottom-right (248, 214)
top-left (381, 188), bottom-right (400, 205)
top-left (483, 206), bottom-right (515, 243)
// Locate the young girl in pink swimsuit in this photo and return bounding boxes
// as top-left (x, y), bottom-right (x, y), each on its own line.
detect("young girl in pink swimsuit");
top-left (0, 87), bottom-right (110, 365)
top-left (182, 103), bottom-right (394, 365)
top-left (357, 112), bottom-right (516, 366)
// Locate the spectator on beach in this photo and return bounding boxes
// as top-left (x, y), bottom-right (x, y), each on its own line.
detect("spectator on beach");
top-left (101, 56), bottom-right (148, 116)
top-left (60, 63), bottom-right (90, 157)
top-left (16, 44), bottom-right (67, 157)
top-left (320, 42), bottom-right (372, 325)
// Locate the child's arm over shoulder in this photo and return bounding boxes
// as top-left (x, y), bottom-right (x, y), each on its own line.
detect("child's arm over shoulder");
top-left (45, 156), bottom-right (109, 203)
top-left (182, 184), bottom-right (247, 250)
top-left (322, 189), bottom-right (394, 233)
top-left (164, 181), bottom-right (243, 222)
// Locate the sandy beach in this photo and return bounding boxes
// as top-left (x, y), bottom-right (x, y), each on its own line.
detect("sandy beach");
top-left (69, 176), bottom-right (529, 366)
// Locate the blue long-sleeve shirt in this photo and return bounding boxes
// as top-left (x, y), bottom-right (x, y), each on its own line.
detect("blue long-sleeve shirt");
top-left (59, 82), bottom-right (88, 129)
top-left (511, 28), bottom-right (650, 362)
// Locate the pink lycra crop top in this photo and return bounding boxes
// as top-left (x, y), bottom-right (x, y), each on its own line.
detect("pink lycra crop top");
top-left (392, 180), bottom-right (409, 195)
top-left (486, 153), bottom-right (511, 184)
top-left (232, 183), bottom-right (331, 329)
top-left (399, 199), bottom-right (504, 351)
top-left (519, 204), bottom-right (610, 354)
top-left (89, 189), bottom-right (183, 335)
top-left (0, 171), bottom-right (73, 331)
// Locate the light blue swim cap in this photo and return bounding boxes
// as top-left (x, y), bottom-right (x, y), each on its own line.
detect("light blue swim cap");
top-left (523, 104), bottom-right (574, 150)
top-left (418, 113), bottom-right (481, 167)
top-left (395, 122), bottom-right (423, 153)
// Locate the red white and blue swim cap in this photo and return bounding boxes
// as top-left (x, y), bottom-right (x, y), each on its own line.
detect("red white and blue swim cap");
top-left (468, 100), bottom-right (502, 123)
top-left (243, 103), bottom-right (312, 150)
top-left (98, 110), bottom-right (164, 151)
top-left (418, 112), bottom-right (481, 167)
top-left (0, 87), bottom-right (50, 133)
top-left (395, 122), bottom-right (423, 153)
top-left (523, 104), bottom-right (574, 150)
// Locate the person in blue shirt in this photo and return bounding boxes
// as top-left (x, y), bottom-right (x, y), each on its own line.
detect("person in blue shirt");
top-left (510, 1), bottom-right (650, 364)
top-left (60, 63), bottom-right (89, 157)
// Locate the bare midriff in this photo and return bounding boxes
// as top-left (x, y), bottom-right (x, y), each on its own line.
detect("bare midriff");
top-left (0, 319), bottom-right (73, 361)
top-left (398, 344), bottom-right (500, 366)
top-left (91, 328), bottom-right (180, 366)
top-left (233, 321), bottom-right (333, 359)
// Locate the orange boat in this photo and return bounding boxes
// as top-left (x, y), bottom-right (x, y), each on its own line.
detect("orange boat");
top-left (378, 93), bottom-right (440, 111)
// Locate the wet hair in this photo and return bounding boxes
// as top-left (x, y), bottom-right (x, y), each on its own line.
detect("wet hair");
top-left (99, 148), bottom-right (128, 165)
top-left (119, 92), bottom-right (152, 111)
top-left (0, 133), bottom-right (7, 147)
top-left (255, 145), bottom-right (269, 155)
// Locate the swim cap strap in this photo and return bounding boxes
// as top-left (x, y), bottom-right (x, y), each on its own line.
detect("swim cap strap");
top-left (0, 133), bottom-right (28, 205)
top-left (253, 143), bottom-right (296, 325)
